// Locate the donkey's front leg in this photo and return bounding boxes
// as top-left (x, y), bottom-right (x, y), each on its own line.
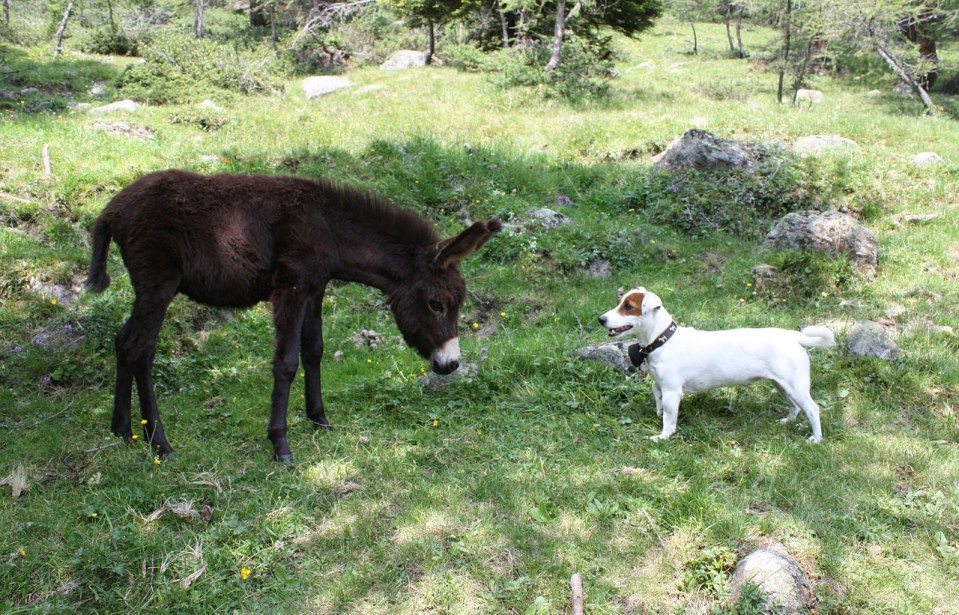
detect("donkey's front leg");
top-left (301, 291), bottom-right (331, 429)
top-left (268, 288), bottom-right (307, 463)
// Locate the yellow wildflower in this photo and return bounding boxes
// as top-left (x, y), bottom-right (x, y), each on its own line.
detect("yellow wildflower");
top-left (131, 434), bottom-right (138, 440)
top-left (472, 322), bottom-right (479, 329)
top-left (90, 512), bottom-right (98, 518)
top-left (432, 419), bottom-right (439, 427)
top-left (140, 419), bottom-right (148, 425)
top-left (18, 548), bottom-right (25, 557)
top-left (153, 457), bottom-right (161, 465)
top-left (499, 311), bottom-right (506, 317)
top-left (50, 299), bottom-right (57, 305)
top-left (241, 567), bottom-right (251, 580)
top-left (366, 358), bottom-right (372, 364)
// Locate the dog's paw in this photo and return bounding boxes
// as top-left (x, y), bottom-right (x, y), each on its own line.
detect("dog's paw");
top-left (648, 434), bottom-right (670, 442)
top-left (778, 417), bottom-right (793, 425)
top-left (656, 408), bottom-right (664, 417)
top-left (806, 434), bottom-right (822, 444)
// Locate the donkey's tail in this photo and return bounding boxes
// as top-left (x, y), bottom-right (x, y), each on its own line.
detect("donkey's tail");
top-left (798, 325), bottom-right (836, 349)
top-left (85, 217), bottom-right (113, 293)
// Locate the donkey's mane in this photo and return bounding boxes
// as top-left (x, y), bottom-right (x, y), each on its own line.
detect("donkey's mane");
top-left (311, 176), bottom-right (439, 248)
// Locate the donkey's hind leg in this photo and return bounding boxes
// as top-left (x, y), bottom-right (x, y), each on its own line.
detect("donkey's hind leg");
top-left (301, 291), bottom-right (331, 429)
top-left (113, 276), bottom-right (179, 456)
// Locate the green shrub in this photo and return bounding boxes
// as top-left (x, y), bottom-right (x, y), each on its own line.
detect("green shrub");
top-left (443, 43), bottom-right (491, 72)
top-left (117, 32), bottom-right (285, 103)
top-left (76, 27), bottom-right (139, 56)
top-left (638, 152), bottom-right (835, 238)
top-left (494, 34), bottom-right (616, 100)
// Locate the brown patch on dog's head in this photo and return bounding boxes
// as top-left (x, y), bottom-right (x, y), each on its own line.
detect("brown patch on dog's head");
top-left (619, 291), bottom-right (645, 316)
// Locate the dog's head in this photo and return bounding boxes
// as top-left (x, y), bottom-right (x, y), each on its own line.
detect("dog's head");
top-left (598, 287), bottom-right (663, 337)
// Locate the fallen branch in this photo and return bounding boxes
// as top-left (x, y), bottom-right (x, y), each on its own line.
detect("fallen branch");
top-left (82, 441), bottom-right (123, 455)
top-left (571, 572), bottom-right (584, 615)
top-left (21, 401), bottom-right (75, 431)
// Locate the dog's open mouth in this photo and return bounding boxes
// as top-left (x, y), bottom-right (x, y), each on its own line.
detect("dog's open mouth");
top-left (607, 325), bottom-right (633, 337)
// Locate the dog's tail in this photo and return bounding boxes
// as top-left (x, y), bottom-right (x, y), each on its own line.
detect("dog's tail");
top-left (797, 325), bottom-right (836, 349)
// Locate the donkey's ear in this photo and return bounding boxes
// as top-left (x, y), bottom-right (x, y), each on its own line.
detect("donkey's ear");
top-left (433, 219), bottom-right (503, 268)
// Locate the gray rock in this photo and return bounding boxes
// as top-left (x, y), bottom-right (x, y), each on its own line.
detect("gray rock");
top-left (380, 50), bottom-right (428, 71)
top-left (911, 152), bottom-right (943, 167)
top-left (197, 99), bottom-right (223, 112)
top-left (88, 99), bottom-right (139, 115)
top-left (29, 279), bottom-right (82, 304)
top-left (526, 208), bottom-right (571, 230)
top-left (90, 121), bottom-right (154, 141)
top-left (865, 89), bottom-right (883, 98)
top-left (577, 341), bottom-right (637, 374)
top-left (652, 129), bottom-right (761, 171)
top-left (763, 210), bottom-right (878, 276)
top-left (350, 328), bottom-right (383, 349)
top-left (793, 135), bottom-right (858, 153)
top-left (729, 546), bottom-right (811, 615)
top-left (586, 259), bottom-right (613, 279)
top-left (199, 155), bottom-right (220, 163)
top-left (418, 362), bottom-right (478, 387)
top-left (845, 320), bottom-right (901, 360)
top-left (88, 82), bottom-right (107, 98)
top-left (302, 76), bottom-right (353, 99)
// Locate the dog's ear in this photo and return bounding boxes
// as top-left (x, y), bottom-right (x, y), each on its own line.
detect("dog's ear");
top-left (641, 293), bottom-right (663, 315)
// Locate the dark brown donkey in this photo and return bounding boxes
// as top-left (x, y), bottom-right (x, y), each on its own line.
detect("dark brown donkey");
top-left (86, 169), bottom-right (502, 462)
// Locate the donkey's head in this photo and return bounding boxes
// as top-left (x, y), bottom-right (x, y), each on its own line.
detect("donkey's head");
top-left (391, 219), bottom-right (502, 374)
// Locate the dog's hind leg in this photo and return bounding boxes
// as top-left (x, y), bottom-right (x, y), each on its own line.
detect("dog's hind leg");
top-left (772, 382), bottom-right (801, 425)
top-left (776, 380), bottom-right (823, 443)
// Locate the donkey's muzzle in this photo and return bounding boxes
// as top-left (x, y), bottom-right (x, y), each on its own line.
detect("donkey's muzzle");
top-left (430, 337), bottom-right (461, 375)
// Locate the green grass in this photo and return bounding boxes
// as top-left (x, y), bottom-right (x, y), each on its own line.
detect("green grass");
top-left (3, 18), bottom-right (959, 614)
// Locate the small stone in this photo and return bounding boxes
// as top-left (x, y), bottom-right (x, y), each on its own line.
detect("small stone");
top-left (793, 135), bottom-right (858, 153)
top-left (586, 259), bottom-right (613, 279)
top-left (333, 350), bottom-right (344, 362)
top-left (911, 152), bottom-right (943, 167)
top-left (88, 99), bottom-right (139, 115)
top-left (380, 50), bottom-right (428, 71)
top-left (302, 76), bottom-right (353, 99)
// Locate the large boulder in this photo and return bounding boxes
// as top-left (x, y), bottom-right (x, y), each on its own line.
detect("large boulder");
top-left (763, 210), bottom-right (878, 275)
top-left (652, 129), bottom-right (763, 172)
top-left (844, 320), bottom-right (901, 360)
top-left (729, 545), bottom-right (812, 614)
top-left (380, 50), bottom-right (428, 71)
top-left (302, 76), bottom-right (353, 99)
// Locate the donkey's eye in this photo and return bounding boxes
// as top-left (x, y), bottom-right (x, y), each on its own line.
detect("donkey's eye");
top-left (428, 300), bottom-right (444, 314)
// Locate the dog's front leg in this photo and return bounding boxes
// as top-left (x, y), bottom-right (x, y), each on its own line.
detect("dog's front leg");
top-left (649, 390), bottom-right (680, 441)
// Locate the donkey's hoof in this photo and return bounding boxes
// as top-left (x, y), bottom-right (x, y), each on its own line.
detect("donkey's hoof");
top-left (276, 452), bottom-right (296, 464)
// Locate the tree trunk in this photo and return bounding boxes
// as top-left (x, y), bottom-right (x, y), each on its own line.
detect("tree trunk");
top-left (877, 44), bottom-right (936, 115)
top-left (690, 21), bottom-right (697, 55)
top-left (735, 7), bottom-right (744, 57)
top-left (106, 0), bottom-right (115, 31)
top-left (251, 0), bottom-right (267, 27)
top-left (54, 0), bottom-right (78, 56)
top-left (899, 17), bottom-right (938, 90)
top-left (426, 19), bottom-right (435, 64)
top-left (3, 0), bottom-right (9, 27)
top-left (545, 0), bottom-right (566, 71)
top-left (723, 4), bottom-right (735, 53)
top-left (194, 0), bottom-right (205, 39)
top-left (498, 3), bottom-right (510, 48)
top-left (777, 0), bottom-right (792, 104)
top-left (270, 4), bottom-right (278, 52)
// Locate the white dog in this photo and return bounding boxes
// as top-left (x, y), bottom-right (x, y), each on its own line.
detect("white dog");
top-left (599, 287), bottom-right (835, 442)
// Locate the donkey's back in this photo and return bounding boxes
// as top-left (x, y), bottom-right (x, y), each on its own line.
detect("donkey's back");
top-left (87, 170), bottom-right (328, 308)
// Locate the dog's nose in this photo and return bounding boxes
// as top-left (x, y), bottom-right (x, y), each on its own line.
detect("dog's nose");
top-left (598, 315), bottom-right (607, 325)
top-left (448, 359), bottom-right (460, 372)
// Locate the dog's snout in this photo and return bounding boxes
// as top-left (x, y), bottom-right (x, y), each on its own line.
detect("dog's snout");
top-left (448, 359), bottom-right (460, 372)
top-left (599, 314), bottom-right (607, 326)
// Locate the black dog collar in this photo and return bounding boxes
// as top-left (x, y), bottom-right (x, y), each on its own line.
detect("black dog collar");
top-left (627, 320), bottom-right (678, 368)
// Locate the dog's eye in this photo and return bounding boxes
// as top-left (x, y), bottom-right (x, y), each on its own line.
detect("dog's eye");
top-left (623, 302), bottom-right (633, 311)
top-left (428, 300), bottom-right (444, 314)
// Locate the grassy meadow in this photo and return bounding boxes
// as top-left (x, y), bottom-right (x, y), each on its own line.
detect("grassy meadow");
top-left (2, 18), bottom-right (959, 614)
